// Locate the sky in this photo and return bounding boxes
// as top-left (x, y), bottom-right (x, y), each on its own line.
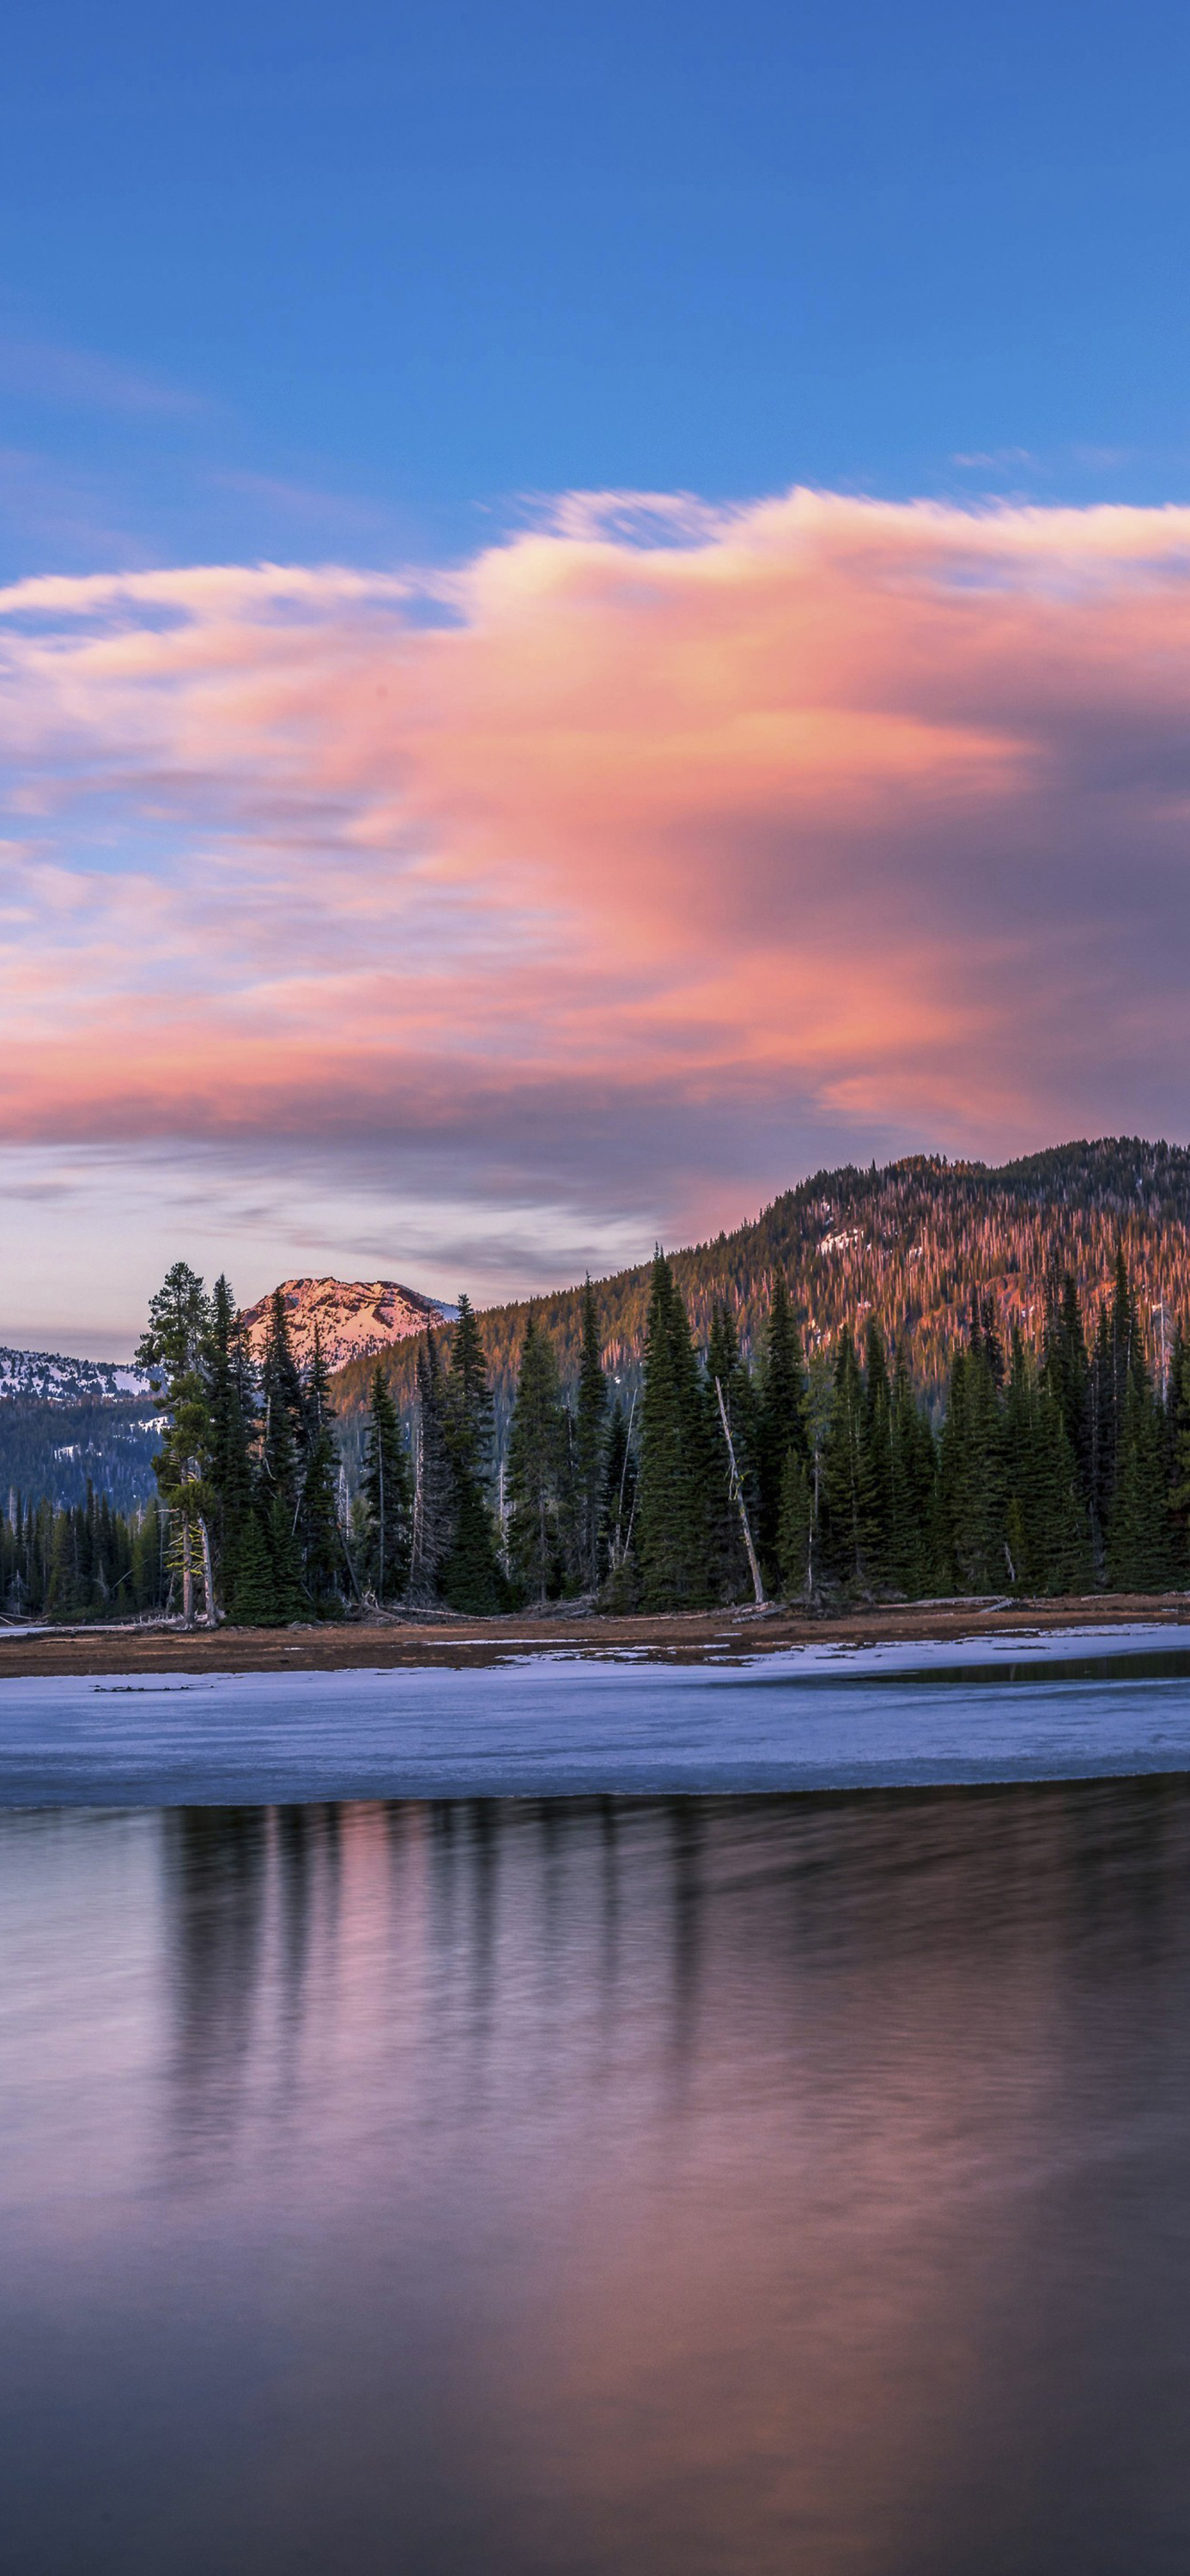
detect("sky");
top-left (3, 0), bottom-right (1190, 1350)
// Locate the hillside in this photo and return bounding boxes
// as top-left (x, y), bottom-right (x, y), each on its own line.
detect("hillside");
top-left (0, 1398), bottom-right (165, 1514)
top-left (0, 1346), bottom-right (150, 1404)
top-left (0, 1346), bottom-right (161, 1513)
top-left (330, 1138), bottom-right (1190, 1462)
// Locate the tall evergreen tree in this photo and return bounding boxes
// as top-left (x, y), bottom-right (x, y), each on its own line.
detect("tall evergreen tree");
top-left (1108, 1368), bottom-right (1173, 1592)
top-left (939, 1340), bottom-right (1008, 1594)
top-left (859, 1317), bottom-right (894, 1589)
top-left (257, 1288), bottom-right (305, 1617)
top-left (707, 1301), bottom-right (761, 1601)
top-left (360, 1364), bottom-right (413, 1601)
top-left (1042, 1261), bottom-right (1091, 1503)
top-left (1168, 1325), bottom-right (1190, 1577)
top-left (756, 1272), bottom-right (807, 1575)
top-left (634, 1253), bottom-right (713, 1609)
top-left (299, 1325), bottom-right (344, 1612)
top-left (505, 1309), bottom-right (570, 1604)
top-left (776, 1445), bottom-right (813, 1599)
top-left (821, 1326), bottom-right (869, 1589)
top-left (440, 1294), bottom-right (506, 1611)
top-left (410, 1331), bottom-right (457, 1604)
top-left (206, 1275), bottom-right (255, 1616)
top-left (889, 1340), bottom-right (937, 1597)
top-left (1004, 1328), bottom-right (1091, 1595)
top-left (573, 1279), bottom-right (610, 1594)
top-left (137, 1261), bottom-right (216, 1627)
top-left (604, 1396), bottom-right (639, 1590)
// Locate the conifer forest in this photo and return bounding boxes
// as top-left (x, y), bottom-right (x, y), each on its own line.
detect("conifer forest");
top-left (8, 1216), bottom-right (1190, 1623)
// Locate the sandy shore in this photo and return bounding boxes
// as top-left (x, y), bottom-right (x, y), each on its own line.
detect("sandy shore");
top-left (2, 1594), bottom-right (1189, 1678)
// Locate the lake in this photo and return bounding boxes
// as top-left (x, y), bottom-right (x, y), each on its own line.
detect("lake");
top-left (5, 1638), bottom-right (1190, 2570)
top-left (4, 1625), bottom-right (1190, 1800)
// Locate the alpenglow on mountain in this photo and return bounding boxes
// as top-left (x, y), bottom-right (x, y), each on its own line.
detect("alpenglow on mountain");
top-left (331, 1136), bottom-right (1190, 1439)
top-left (237, 1277), bottom-right (459, 1373)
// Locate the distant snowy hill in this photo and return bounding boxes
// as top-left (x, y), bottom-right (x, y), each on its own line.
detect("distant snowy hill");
top-left (238, 1276), bottom-right (458, 1374)
top-left (0, 1346), bottom-right (153, 1406)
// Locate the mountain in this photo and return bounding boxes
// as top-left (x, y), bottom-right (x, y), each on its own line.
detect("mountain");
top-left (0, 1346), bottom-right (152, 1404)
top-left (238, 1276), bottom-right (459, 1373)
top-left (330, 1138), bottom-right (1190, 1456)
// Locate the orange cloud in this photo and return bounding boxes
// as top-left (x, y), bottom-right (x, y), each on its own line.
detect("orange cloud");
top-left (3, 487), bottom-right (1190, 1236)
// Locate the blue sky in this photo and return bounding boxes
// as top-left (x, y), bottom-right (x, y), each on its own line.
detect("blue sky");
top-left (6, 0), bottom-right (1190, 1350)
top-left (3, 0), bottom-right (1189, 578)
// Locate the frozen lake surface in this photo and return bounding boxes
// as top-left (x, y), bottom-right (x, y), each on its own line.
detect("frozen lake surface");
top-left (4, 1624), bottom-right (1190, 1801)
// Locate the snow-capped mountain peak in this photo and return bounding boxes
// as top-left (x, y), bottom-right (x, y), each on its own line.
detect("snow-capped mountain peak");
top-left (238, 1276), bottom-right (458, 1373)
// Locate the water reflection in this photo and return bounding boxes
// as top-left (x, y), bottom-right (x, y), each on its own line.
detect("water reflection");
top-left (4, 1784), bottom-right (1190, 2572)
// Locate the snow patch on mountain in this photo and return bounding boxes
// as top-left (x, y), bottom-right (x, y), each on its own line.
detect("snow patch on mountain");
top-left (0, 1347), bottom-right (153, 1405)
top-left (238, 1277), bottom-right (458, 1373)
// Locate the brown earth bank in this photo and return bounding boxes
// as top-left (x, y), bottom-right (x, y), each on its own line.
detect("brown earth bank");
top-left (2, 1595), bottom-right (1190, 1678)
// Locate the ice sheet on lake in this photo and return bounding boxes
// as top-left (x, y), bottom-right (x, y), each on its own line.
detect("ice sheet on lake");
top-left (3, 1624), bottom-right (1190, 1802)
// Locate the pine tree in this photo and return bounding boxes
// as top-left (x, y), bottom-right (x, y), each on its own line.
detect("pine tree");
top-left (228, 1510), bottom-right (281, 1625)
top-left (604, 1397), bottom-right (639, 1594)
top-left (776, 1447), bottom-right (812, 1599)
top-left (573, 1279), bottom-right (610, 1594)
top-left (1091, 1248), bottom-right (1141, 1546)
top-left (821, 1327), bottom-right (868, 1589)
top-left (46, 1509), bottom-right (82, 1620)
top-left (299, 1327), bottom-right (344, 1613)
top-left (889, 1340), bottom-right (936, 1597)
top-left (939, 1340), bottom-right (1008, 1594)
top-left (360, 1364), bottom-right (413, 1601)
top-left (258, 1286), bottom-right (306, 1612)
top-left (707, 1301), bottom-right (760, 1601)
top-left (440, 1294), bottom-right (506, 1611)
top-left (1168, 1326), bottom-right (1190, 1576)
top-left (756, 1271), bottom-right (807, 1575)
top-left (137, 1261), bottom-right (216, 1627)
top-left (1042, 1261), bottom-right (1091, 1503)
top-left (206, 1276), bottom-right (255, 1617)
top-left (445, 1293), bottom-right (495, 1480)
top-left (859, 1317), bottom-right (894, 1589)
top-left (410, 1331), bottom-right (456, 1603)
top-left (1108, 1370), bottom-right (1173, 1592)
top-left (505, 1309), bottom-right (570, 1604)
top-left (634, 1253), bottom-right (713, 1610)
top-left (1004, 1329), bottom-right (1091, 1595)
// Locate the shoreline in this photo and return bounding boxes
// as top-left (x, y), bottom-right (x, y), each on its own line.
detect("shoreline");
top-left (2, 1592), bottom-right (1190, 1678)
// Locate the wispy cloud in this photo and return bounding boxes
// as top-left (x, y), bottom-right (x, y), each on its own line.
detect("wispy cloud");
top-left (950, 447), bottom-right (1039, 471)
top-left (0, 336), bottom-right (204, 419)
top-left (3, 484), bottom-right (1190, 1302)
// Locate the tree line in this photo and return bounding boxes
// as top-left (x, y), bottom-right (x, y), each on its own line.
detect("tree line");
top-left (7, 1239), bottom-right (1190, 1623)
top-left (1, 1486), bottom-right (169, 1621)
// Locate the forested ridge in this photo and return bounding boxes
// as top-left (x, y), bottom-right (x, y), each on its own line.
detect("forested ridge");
top-left (331, 1136), bottom-right (1190, 1445)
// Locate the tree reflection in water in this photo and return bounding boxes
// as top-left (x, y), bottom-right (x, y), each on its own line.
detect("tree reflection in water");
top-left (3, 1780), bottom-right (1190, 2573)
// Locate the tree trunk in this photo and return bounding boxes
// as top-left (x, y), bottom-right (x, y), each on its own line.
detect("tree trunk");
top-left (198, 1514), bottom-right (216, 1627)
top-left (181, 1520), bottom-right (194, 1629)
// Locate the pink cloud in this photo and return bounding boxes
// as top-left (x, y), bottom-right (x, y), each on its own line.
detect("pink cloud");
top-left (3, 486), bottom-right (1190, 1222)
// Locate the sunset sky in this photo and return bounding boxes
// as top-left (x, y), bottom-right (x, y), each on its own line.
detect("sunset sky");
top-left (3, 0), bottom-right (1190, 1349)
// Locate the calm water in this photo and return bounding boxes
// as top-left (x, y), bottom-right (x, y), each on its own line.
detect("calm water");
top-left (5, 1781), bottom-right (1190, 2573)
